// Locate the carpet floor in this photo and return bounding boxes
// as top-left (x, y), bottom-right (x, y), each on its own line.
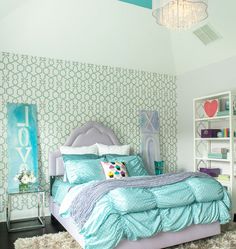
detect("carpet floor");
top-left (14, 225), bottom-right (236, 249)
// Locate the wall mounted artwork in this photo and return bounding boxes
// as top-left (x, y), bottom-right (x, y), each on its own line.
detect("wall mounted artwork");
top-left (140, 110), bottom-right (161, 174)
top-left (7, 103), bottom-right (38, 192)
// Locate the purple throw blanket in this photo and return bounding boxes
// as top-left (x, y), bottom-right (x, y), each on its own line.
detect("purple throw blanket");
top-left (70, 172), bottom-right (210, 229)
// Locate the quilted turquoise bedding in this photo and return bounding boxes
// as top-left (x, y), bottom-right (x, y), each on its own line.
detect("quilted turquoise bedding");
top-left (52, 178), bottom-right (77, 205)
top-left (59, 174), bottom-right (231, 249)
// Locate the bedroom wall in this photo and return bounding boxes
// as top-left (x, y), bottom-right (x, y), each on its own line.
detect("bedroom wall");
top-left (177, 56), bottom-right (236, 172)
top-left (0, 0), bottom-right (175, 74)
top-left (0, 52), bottom-right (177, 221)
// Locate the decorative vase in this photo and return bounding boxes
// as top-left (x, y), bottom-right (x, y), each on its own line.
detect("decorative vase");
top-left (154, 161), bottom-right (165, 175)
top-left (19, 183), bottom-right (29, 192)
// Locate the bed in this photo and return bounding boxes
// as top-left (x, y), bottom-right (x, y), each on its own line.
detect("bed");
top-left (49, 121), bottom-right (229, 249)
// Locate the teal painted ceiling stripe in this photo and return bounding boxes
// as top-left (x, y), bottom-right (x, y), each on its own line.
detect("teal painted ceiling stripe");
top-left (119, 0), bottom-right (152, 9)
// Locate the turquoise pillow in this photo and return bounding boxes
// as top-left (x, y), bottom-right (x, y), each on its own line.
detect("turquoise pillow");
top-left (62, 154), bottom-right (99, 161)
top-left (105, 155), bottom-right (149, 177)
top-left (62, 154), bottom-right (100, 182)
top-left (63, 156), bottom-right (106, 184)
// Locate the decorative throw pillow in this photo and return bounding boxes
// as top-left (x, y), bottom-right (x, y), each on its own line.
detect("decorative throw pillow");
top-left (105, 155), bottom-right (149, 177)
top-left (101, 161), bottom-right (128, 179)
top-left (64, 157), bottom-right (106, 184)
top-left (61, 154), bottom-right (100, 182)
top-left (96, 143), bottom-right (130, 156)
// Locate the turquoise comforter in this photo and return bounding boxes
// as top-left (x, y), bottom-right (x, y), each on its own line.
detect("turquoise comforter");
top-left (60, 176), bottom-right (231, 249)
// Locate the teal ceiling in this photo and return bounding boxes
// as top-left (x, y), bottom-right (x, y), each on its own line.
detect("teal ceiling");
top-left (119, 0), bottom-right (152, 9)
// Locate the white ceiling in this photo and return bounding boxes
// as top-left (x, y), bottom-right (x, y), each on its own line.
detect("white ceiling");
top-left (170, 0), bottom-right (236, 75)
top-left (0, 0), bottom-right (235, 75)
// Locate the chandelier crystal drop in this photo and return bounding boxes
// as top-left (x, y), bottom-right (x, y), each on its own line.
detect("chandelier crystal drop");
top-left (152, 0), bottom-right (208, 31)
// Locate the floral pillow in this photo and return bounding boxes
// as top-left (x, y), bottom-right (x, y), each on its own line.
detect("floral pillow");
top-left (101, 161), bottom-right (128, 179)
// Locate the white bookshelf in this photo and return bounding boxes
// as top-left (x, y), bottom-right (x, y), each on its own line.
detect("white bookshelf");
top-left (195, 137), bottom-right (232, 141)
top-left (195, 116), bottom-right (231, 122)
top-left (195, 157), bottom-right (231, 162)
top-left (193, 90), bottom-right (236, 214)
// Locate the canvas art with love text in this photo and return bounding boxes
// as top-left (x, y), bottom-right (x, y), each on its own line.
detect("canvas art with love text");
top-left (7, 103), bottom-right (38, 191)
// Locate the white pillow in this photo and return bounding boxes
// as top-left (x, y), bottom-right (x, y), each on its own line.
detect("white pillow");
top-left (96, 143), bottom-right (130, 156)
top-left (60, 144), bottom-right (98, 155)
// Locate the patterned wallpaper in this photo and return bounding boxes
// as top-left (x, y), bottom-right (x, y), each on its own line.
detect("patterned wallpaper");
top-left (0, 52), bottom-right (177, 220)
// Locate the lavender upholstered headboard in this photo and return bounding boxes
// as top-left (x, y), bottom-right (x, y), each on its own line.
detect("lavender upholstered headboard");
top-left (49, 121), bottom-right (121, 176)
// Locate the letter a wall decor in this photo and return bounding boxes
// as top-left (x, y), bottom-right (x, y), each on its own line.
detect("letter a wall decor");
top-left (140, 110), bottom-right (161, 174)
top-left (7, 103), bottom-right (38, 191)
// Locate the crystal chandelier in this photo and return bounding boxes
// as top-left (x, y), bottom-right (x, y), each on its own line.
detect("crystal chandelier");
top-left (152, 0), bottom-right (208, 30)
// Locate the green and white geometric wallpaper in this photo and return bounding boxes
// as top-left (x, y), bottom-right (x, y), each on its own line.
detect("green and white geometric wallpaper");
top-left (0, 52), bottom-right (177, 221)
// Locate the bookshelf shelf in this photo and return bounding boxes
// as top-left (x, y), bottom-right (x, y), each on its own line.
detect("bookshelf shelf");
top-left (195, 138), bottom-right (231, 141)
top-left (195, 157), bottom-right (230, 162)
top-left (195, 116), bottom-right (230, 122)
top-left (193, 90), bottom-right (236, 214)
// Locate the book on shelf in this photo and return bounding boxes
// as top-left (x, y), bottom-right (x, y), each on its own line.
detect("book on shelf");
top-left (219, 98), bottom-right (229, 112)
top-left (217, 111), bottom-right (229, 116)
top-left (211, 148), bottom-right (229, 154)
top-left (216, 174), bottom-right (230, 182)
top-left (200, 128), bottom-right (236, 138)
top-left (208, 153), bottom-right (227, 159)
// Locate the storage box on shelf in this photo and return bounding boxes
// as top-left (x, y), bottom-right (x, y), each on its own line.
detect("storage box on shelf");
top-left (193, 91), bottom-right (236, 215)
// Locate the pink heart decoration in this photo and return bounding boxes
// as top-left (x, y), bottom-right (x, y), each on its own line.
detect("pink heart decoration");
top-left (204, 99), bottom-right (219, 117)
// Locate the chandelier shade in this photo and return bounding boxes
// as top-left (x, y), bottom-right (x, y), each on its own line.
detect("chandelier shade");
top-left (152, 0), bottom-right (208, 30)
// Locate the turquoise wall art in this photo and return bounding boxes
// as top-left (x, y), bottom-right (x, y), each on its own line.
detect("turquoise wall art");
top-left (140, 110), bottom-right (161, 174)
top-left (7, 103), bottom-right (38, 191)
